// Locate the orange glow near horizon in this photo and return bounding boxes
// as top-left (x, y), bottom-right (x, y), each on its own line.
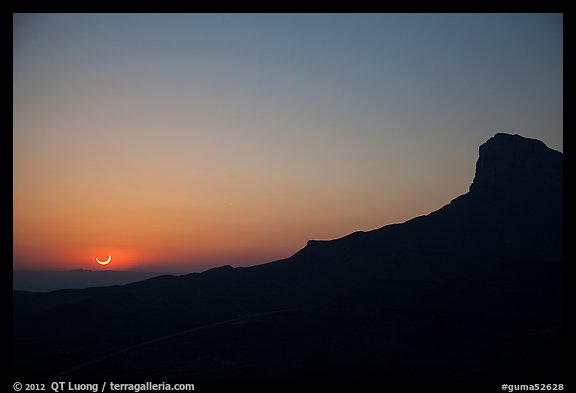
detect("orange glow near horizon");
top-left (10, 136), bottom-right (473, 273)
top-left (13, 167), bottom-right (455, 273)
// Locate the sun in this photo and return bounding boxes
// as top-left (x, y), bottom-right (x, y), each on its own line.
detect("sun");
top-left (96, 254), bottom-right (112, 266)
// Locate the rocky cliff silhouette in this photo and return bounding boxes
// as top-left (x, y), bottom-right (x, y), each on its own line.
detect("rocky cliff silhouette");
top-left (13, 133), bottom-right (564, 380)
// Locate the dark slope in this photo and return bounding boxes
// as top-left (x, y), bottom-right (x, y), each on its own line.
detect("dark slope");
top-left (60, 258), bottom-right (562, 380)
top-left (13, 133), bottom-right (564, 379)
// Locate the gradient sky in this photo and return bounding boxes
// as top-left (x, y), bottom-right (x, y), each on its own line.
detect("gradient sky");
top-left (13, 13), bottom-right (563, 272)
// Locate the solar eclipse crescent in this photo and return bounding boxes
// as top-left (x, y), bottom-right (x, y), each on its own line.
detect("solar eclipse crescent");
top-left (96, 254), bottom-right (111, 265)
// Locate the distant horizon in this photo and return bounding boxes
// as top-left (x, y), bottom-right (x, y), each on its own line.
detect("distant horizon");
top-left (13, 13), bottom-right (562, 272)
top-left (13, 268), bottom-right (181, 272)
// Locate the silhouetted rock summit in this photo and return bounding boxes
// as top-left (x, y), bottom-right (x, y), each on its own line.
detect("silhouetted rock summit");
top-left (290, 133), bottom-right (562, 280)
top-left (470, 133), bottom-right (562, 194)
top-left (13, 133), bottom-right (564, 380)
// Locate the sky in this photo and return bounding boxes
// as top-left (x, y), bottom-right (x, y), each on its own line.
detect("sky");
top-left (13, 13), bottom-right (563, 272)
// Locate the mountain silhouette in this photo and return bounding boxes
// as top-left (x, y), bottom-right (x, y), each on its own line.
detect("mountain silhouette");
top-left (13, 133), bottom-right (564, 380)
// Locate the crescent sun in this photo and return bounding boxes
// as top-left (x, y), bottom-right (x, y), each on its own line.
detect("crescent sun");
top-left (96, 254), bottom-right (112, 265)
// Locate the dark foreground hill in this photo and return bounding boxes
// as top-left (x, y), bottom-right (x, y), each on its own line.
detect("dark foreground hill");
top-left (13, 133), bottom-right (564, 380)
